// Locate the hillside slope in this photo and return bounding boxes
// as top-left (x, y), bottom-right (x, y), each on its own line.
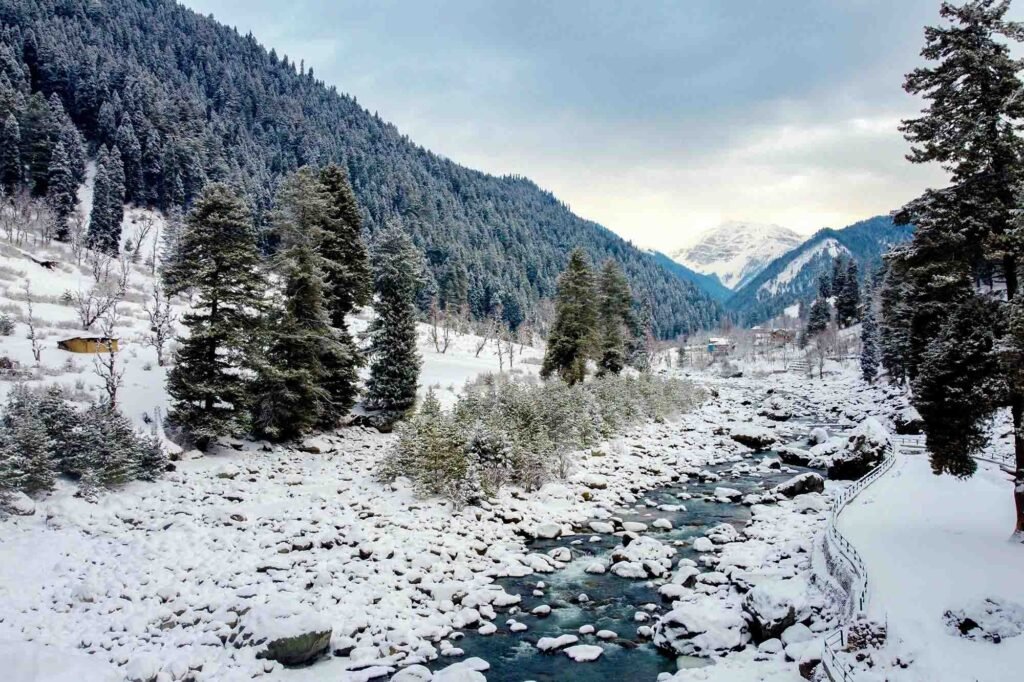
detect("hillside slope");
top-left (726, 216), bottom-right (913, 325)
top-left (0, 0), bottom-right (720, 338)
top-left (650, 251), bottom-right (733, 303)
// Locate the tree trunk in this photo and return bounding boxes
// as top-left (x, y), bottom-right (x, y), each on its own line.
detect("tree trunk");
top-left (1004, 255), bottom-right (1023, 538)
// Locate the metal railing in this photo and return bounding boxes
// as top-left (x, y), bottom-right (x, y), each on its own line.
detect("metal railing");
top-left (819, 438), bottom-right (897, 682)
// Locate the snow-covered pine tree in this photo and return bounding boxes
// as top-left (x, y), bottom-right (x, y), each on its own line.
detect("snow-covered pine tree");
top-left (892, 0), bottom-right (1024, 535)
top-left (9, 409), bottom-right (55, 496)
top-left (541, 248), bottom-right (598, 385)
top-left (251, 168), bottom-right (338, 440)
top-left (837, 259), bottom-right (861, 326)
top-left (860, 279), bottom-right (880, 383)
top-left (805, 273), bottom-right (832, 337)
top-left (35, 384), bottom-right (84, 476)
top-left (316, 164), bottom-right (369, 427)
top-left (318, 164), bottom-right (372, 324)
top-left (47, 141), bottom-right (76, 241)
top-left (103, 148), bottom-right (126, 249)
top-left (87, 146), bottom-right (113, 253)
top-left (0, 113), bottom-right (21, 191)
top-left (596, 259), bottom-right (632, 376)
top-left (89, 405), bottom-right (141, 486)
top-left (365, 225), bottom-right (423, 417)
top-left (165, 183), bottom-right (264, 449)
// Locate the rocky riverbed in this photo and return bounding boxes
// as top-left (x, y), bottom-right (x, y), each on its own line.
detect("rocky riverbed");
top-left (0, 367), bottom-right (906, 681)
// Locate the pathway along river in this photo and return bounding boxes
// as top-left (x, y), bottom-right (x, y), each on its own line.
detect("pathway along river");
top-left (425, 451), bottom-right (815, 681)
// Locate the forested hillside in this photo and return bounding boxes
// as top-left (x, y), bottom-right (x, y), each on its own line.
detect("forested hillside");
top-left (726, 216), bottom-right (913, 325)
top-left (0, 0), bottom-right (720, 338)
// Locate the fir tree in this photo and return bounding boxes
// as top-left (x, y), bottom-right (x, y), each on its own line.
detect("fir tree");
top-left (805, 273), bottom-right (832, 337)
top-left (365, 226), bottom-right (422, 416)
top-left (596, 259), bottom-right (632, 376)
top-left (319, 164), bottom-right (372, 324)
top-left (892, 0), bottom-right (1024, 535)
top-left (87, 147), bottom-right (113, 253)
top-left (836, 259), bottom-right (861, 326)
top-left (541, 248), bottom-right (598, 385)
top-left (860, 279), bottom-right (880, 383)
top-left (47, 140), bottom-right (76, 240)
top-left (11, 413), bottom-right (54, 496)
top-left (251, 168), bottom-right (342, 440)
top-left (1, 113), bottom-right (21, 190)
top-left (165, 183), bottom-right (264, 449)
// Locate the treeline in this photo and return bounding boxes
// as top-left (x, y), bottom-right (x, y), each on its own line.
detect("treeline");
top-left (0, 0), bottom-right (720, 337)
top-left (164, 165), bottom-right (420, 447)
top-left (872, 1), bottom-right (1022, 534)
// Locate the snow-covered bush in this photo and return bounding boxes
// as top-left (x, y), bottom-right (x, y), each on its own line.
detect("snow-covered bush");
top-left (0, 384), bottom-right (166, 509)
top-left (378, 373), bottom-right (703, 505)
top-left (0, 312), bottom-right (13, 335)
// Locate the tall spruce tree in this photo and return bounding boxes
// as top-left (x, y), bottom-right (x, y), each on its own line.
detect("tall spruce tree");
top-left (860, 278), bottom-right (880, 383)
top-left (87, 146), bottom-right (114, 253)
top-left (837, 259), bottom-right (861, 326)
top-left (1, 113), bottom-right (21, 191)
top-left (891, 0), bottom-right (1024, 536)
top-left (47, 140), bottom-right (76, 240)
top-left (541, 248), bottom-right (598, 385)
top-left (596, 259), bottom-right (633, 376)
top-left (251, 168), bottom-right (357, 439)
top-left (319, 164), bottom-right (372, 323)
top-left (805, 273), bottom-right (833, 337)
top-left (165, 183), bottom-right (264, 449)
top-left (365, 226), bottom-right (422, 416)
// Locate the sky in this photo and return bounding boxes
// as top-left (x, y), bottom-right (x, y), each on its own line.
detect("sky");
top-left (179, 0), bottom-right (1015, 251)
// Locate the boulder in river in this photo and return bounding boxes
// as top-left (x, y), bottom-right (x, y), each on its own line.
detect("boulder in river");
top-left (728, 423), bottom-right (778, 449)
top-left (246, 602), bottom-right (332, 666)
top-left (770, 473), bottom-right (825, 499)
top-left (742, 577), bottom-right (810, 643)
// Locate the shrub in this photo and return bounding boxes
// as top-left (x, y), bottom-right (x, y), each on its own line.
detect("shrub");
top-left (0, 312), bottom-right (13, 335)
top-left (0, 384), bottom-right (167, 505)
top-left (378, 373), bottom-right (703, 505)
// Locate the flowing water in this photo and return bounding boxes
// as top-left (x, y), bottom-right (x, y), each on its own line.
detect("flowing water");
top-left (428, 452), bottom-right (814, 681)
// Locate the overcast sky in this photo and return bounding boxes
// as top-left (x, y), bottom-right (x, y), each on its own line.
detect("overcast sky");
top-left (179, 0), bottom-right (1015, 250)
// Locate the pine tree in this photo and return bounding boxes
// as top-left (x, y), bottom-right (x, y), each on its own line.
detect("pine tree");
top-left (251, 169), bottom-right (339, 440)
top-left (1, 113), bottom-right (21, 190)
top-left (860, 279), bottom-right (880, 383)
top-left (319, 164), bottom-right (372, 324)
top-left (47, 140), bottom-right (76, 240)
top-left (805, 273), bottom-right (833, 337)
top-left (165, 183), bottom-right (264, 449)
top-left (892, 0), bottom-right (1024, 536)
top-left (12, 413), bottom-right (55, 496)
top-left (116, 121), bottom-right (143, 204)
top-left (836, 259), bottom-right (861, 326)
top-left (87, 146), bottom-right (113, 253)
top-left (365, 226), bottom-right (422, 416)
top-left (541, 248), bottom-right (598, 385)
top-left (596, 259), bottom-right (632, 376)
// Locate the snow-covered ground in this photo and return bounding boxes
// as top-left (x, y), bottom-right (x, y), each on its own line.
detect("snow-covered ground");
top-left (840, 450), bottom-right (1023, 682)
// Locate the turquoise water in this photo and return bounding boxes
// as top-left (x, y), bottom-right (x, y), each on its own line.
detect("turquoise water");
top-left (427, 453), bottom-right (811, 681)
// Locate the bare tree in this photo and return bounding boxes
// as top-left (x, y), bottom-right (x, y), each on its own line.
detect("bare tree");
top-left (126, 213), bottom-right (156, 264)
top-left (74, 252), bottom-right (129, 330)
top-left (427, 301), bottom-right (454, 354)
top-left (68, 207), bottom-right (89, 265)
top-left (473, 316), bottom-right (494, 358)
top-left (23, 281), bottom-right (42, 367)
top-left (143, 284), bottom-right (177, 367)
top-left (93, 304), bottom-right (123, 408)
top-left (496, 326), bottom-right (515, 371)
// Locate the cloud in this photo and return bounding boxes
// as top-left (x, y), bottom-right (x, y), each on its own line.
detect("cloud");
top-left (182, 0), bottom-right (1013, 249)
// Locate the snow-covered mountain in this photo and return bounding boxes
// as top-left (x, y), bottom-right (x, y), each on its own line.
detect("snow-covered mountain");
top-left (670, 221), bottom-right (804, 291)
top-left (727, 216), bottom-right (915, 325)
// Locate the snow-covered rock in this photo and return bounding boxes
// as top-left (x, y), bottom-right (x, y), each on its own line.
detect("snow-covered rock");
top-left (609, 536), bottom-right (676, 578)
top-left (563, 644), bottom-right (604, 662)
top-left (537, 634), bottom-right (579, 651)
top-left (742, 577), bottom-right (811, 643)
top-left (943, 598), bottom-right (1024, 643)
top-left (728, 423), bottom-right (778, 449)
top-left (653, 598), bottom-right (749, 656)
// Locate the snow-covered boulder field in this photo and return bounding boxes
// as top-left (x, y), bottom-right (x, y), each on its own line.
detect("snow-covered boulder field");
top-left (809, 417), bottom-right (891, 480)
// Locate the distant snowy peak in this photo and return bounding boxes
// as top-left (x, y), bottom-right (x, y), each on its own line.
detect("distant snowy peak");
top-left (670, 221), bottom-right (803, 291)
top-left (759, 238), bottom-right (849, 296)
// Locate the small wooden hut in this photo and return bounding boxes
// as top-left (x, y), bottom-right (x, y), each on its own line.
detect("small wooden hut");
top-left (57, 337), bottom-right (119, 353)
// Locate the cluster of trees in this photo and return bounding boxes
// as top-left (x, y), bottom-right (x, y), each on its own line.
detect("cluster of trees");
top-left (164, 166), bottom-right (421, 448)
top-left (0, 384), bottom-right (165, 507)
top-left (540, 249), bottom-right (652, 385)
top-left (804, 255), bottom-right (863, 339)
top-left (876, 0), bottom-right (1023, 536)
top-left (378, 373), bottom-right (702, 505)
top-left (0, 0), bottom-right (720, 338)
